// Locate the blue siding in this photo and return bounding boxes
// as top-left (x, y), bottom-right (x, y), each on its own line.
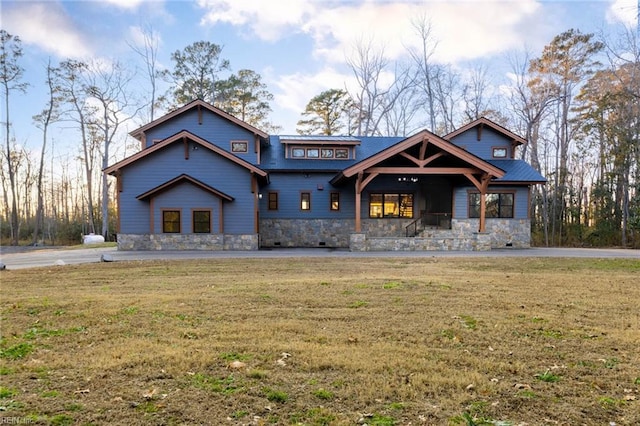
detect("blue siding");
top-left (260, 173), bottom-right (426, 220)
top-left (453, 186), bottom-right (530, 219)
top-left (144, 109), bottom-right (259, 164)
top-left (119, 142), bottom-right (256, 234)
top-left (260, 172), bottom-right (355, 219)
top-left (449, 127), bottom-right (513, 159)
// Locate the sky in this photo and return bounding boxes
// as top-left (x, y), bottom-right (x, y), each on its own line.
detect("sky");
top-left (1, 0), bottom-right (638, 160)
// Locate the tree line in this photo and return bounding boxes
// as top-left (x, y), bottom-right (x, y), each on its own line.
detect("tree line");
top-left (1, 19), bottom-right (639, 248)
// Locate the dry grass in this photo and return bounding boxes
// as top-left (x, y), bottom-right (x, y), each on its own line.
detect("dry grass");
top-left (0, 257), bottom-right (638, 425)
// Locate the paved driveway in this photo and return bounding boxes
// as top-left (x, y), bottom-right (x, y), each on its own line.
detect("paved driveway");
top-left (1, 246), bottom-right (638, 270)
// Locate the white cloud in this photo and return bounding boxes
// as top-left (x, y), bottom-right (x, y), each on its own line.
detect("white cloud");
top-left (606, 0), bottom-right (638, 27)
top-left (101, 0), bottom-right (148, 10)
top-left (306, 0), bottom-right (543, 65)
top-left (197, 0), bottom-right (314, 41)
top-left (2, 2), bottom-right (93, 59)
top-left (195, 0), bottom-right (543, 66)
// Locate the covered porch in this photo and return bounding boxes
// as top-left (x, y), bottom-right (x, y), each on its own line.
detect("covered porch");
top-left (330, 129), bottom-right (505, 250)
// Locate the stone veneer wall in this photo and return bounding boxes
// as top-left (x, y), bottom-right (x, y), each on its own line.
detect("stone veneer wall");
top-left (117, 218), bottom-right (530, 251)
top-left (450, 218), bottom-right (532, 248)
top-left (259, 218), bottom-right (419, 248)
top-left (259, 219), bottom-right (354, 248)
top-left (117, 234), bottom-right (258, 251)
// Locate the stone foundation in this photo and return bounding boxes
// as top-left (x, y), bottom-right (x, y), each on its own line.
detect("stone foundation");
top-left (450, 218), bottom-right (531, 248)
top-left (117, 234), bottom-right (258, 251)
top-left (351, 231), bottom-right (491, 252)
top-left (259, 218), bottom-right (353, 248)
top-left (117, 218), bottom-right (530, 252)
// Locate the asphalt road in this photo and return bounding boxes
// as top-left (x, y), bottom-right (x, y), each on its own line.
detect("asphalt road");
top-left (0, 245), bottom-right (638, 270)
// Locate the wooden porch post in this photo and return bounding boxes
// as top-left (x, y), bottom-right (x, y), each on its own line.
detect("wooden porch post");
top-left (479, 192), bottom-right (486, 232)
top-left (355, 173), bottom-right (362, 232)
top-left (478, 174), bottom-right (491, 233)
top-left (464, 172), bottom-right (492, 233)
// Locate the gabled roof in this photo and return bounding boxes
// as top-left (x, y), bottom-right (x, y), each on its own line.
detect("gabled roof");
top-left (331, 129), bottom-right (505, 185)
top-left (136, 174), bottom-right (235, 201)
top-left (445, 117), bottom-right (527, 146)
top-left (129, 99), bottom-right (269, 141)
top-left (104, 130), bottom-right (268, 180)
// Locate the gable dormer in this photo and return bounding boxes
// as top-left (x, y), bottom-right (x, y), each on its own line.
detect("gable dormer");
top-left (445, 117), bottom-right (526, 160)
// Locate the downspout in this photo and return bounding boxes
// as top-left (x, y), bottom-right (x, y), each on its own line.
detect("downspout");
top-left (251, 173), bottom-right (259, 234)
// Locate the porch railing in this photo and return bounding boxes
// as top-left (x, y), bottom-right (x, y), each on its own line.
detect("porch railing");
top-left (405, 212), bottom-right (452, 237)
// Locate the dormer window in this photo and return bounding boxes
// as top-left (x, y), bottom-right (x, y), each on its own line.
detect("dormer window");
top-left (288, 145), bottom-right (352, 159)
top-left (492, 147), bottom-right (507, 158)
top-left (281, 136), bottom-right (360, 160)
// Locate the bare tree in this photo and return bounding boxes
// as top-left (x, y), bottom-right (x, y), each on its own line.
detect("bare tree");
top-left (407, 15), bottom-right (439, 131)
top-left (346, 37), bottom-right (416, 136)
top-left (84, 59), bottom-right (144, 239)
top-left (56, 59), bottom-right (99, 235)
top-left (462, 62), bottom-right (494, 122)
top-left (128, 23), bottom-right (163, 122)
top-left (32, 59), bottom-right (62, 245)
top-left (431, 65), bottom-right (461, 134)
top-left (507, 49), bottom-right (556, 245)
top-left (0, 30), bottom-right (28, 244)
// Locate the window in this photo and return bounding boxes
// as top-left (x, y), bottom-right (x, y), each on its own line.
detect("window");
top-left (288, 146), bottom-right (350, 159)
top-left (492, 147), bottom-right (507, 158)
top-left (369, 193), bottom-right (413, 218)
top-left (231, 141), bottom-right (248, 153)
top-left (335, 148), bottom-right (349, 159)
top-left (469, 193), bottom-right (514, 218)
top-left (162, 210), bottom-right (181, 233)
top-left (330, 192), bottom-right (340, 211)
top-left (192, 210), bottom-right (211, 233)
top-left (300, 192), bottom-right (311, 210)
top-left (268, 192), bottom-right (278, 210)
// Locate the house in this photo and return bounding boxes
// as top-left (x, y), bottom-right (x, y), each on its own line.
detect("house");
top-left (104, 99), bottom-right (546, 251)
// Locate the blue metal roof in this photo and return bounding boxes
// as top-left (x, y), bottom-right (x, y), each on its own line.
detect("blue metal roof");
top-left (260, 136), bottom-right (546, 184)
top-left (261, 136), bottom-right (404, 171)
top-left (488, 159), bottom-right (547, 183)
